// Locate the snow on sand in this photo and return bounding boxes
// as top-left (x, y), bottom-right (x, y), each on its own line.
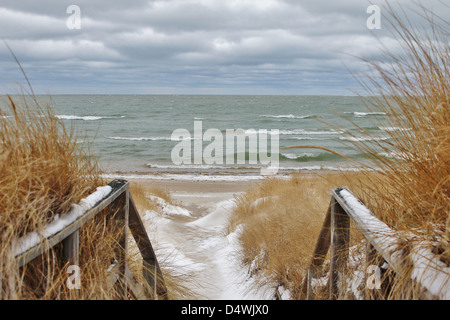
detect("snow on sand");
top-left (139, 184), bottom-right (273, 300)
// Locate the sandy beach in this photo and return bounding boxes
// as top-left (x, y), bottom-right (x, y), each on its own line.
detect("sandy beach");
top-left (131, 178), bottom-right (255, 210)
top-left (104, 172), bottom-right (262, 216)
top-left (136, 178), bottom-right (255, 194)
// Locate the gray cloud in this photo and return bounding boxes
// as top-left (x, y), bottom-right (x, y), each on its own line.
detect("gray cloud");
top-left (0, 0), bottom-right (448, 94)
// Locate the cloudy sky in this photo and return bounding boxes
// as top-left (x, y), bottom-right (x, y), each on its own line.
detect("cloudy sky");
top-left (0, 0), bottom-right (447, 95)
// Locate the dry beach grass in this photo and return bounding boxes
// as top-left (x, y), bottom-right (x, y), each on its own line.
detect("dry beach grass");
top-left (0, 95), bottom-right (195, 299)
top-left (0, 94), bottom-right (116, 299)
top-left (225, 3), bottom-right (450, 300)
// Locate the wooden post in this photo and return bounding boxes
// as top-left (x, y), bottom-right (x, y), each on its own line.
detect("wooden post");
top-left (63, 230), bottom-right (80, 266)
top-left (329, 197), bottom-right (350, 299)
top-left (365, 243), bottom-right (393, 299)
top-left (128, 194), bottom-right (168, 300)
top-left (63, 229), bottom-right (80, 293)
top-left (113, 189), bottom-right (129, 298)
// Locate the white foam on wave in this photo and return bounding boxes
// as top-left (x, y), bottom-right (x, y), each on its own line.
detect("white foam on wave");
top-left (101, 173), bottom-right (268, 181)
top-left (379, 126), bottom-right (412, 132)
top-left (280, 129), bottom-right (345, 135)
top-left (378, 151), bottom-right (409, 160)
top-left (100, 166), bottom-right (371, 182)
top-left (107, 136), bottom-right (195, 141)
top-left (340, 136), bottom-right (390, 142)
top-left (281, 152), bottom-right (317, 160)
top-left (107, 136), bottom-right (172, 141)
top-left (344, 111), bottom-right (387, 117)
top-left (355, 112), bottom-right (387, 117)
top-left (244, 129), bottom-right (345, 135)
top-left (56, 115), bottom-right (125, 121)
top-left (261, 114), bottom-right (314, 119)
top-left (146, 163), bottom-right (262, 170)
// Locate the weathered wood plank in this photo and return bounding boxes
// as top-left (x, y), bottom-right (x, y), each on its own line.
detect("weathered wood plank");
top-left (125, 265), bottom-right (147, 300)
top-left (15, 179), bottom-right (129, 268)
top-left (111, 189), bottom-right (129, 297)
top-left (300, 186), bottom-right (449, 301)
top-left (331, 186), bottom-right (400, 271)
top-left (128, 194), bottom-right (168, 300)
top-left (63, 230), bottom-right (80, 266)
top-left (329, 197), bottom-right (350, 299)
top-left (11, 179), bottom-right (170, 300)
top-left (331, 187), bottom-right (442, 300)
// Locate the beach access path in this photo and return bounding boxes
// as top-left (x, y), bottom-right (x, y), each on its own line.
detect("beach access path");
top-left (130, 179), bottom-right (273, 300)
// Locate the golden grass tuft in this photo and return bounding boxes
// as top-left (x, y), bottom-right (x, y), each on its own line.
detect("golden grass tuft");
top-left (228, 172), bottom-right (371, 299)
top-left (227, 3), bottom-right (449, 300)
top-left (0, 95), bottom-right (103, 235)
top-left (0, 94), bottom-right (112, 299)
top-left (350, 3), bottom-right (449, 235)
top-left (0, 94), bottom-right (194, 300)
top-left (339, 3), bottom-right (450, 299)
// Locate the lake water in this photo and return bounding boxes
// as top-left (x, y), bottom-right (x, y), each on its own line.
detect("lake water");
top-left (46, 95), bottom-right (394, 179)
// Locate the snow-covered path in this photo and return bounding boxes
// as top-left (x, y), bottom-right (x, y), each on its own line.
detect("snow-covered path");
top-left (142, 190), bottom-right (271, 300)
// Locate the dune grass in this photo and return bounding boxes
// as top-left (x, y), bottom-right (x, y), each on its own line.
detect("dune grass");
top-left (0, 94), bottom-right (113, 299)
top-left (227, 172), bottom-right (371, 299)
top-left (227, 3), bottom-right (449, 300)
top-left (0, 94), bottom-right (185, 300)
top-left (0, 92), bottom-right (199, 299)
top-left (341, 3), bottom-right (449, 299)
top-left (351, 3), bottom-right (449, 233)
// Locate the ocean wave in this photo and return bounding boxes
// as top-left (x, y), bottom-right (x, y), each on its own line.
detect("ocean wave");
top-left (286, 136), bottom-right (333, 141)
top-left (340, 136), bottom-right (390, 142)
top-left (147, 163), bottom-right (226, 170)
top-left (56, 115), bottom-right (125, 121)
top-left (280, 152), bottom-right (344, 162)
top-left (107, 136), bottom-right (198, 141)
top-left (146, 163), bottom-right (265, 170)
top-left (281, 152), bottom-right (317, 160)
top-left (379, 126), bottom-right (412, 132)
top-left (102, 173), bottom-right (268, 181)
top-left (242, 129), bottom-right (344, 135)
top-left (286, 166), bottom-right (371, 172)
top-left (101, 166), bottom-right (372, 181)
top-left (280, 151), bottom-right (371, 162)
top-left (286, 137), bottom-right (314, 141)
top-left (345, 111), bottom-right (387, 117)
top-left (278, 129), bottom-right (345, 135)
top-left (378, 151), bottom-right (408, 159)
top-left (260, 114), bottom-right (315, 119)
top-left (107, 136), bottom-right (172, 141)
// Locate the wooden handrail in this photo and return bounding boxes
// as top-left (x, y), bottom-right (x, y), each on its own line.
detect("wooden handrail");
top-left (301, 186), bottom-right (449, 300)
top-left (14, 180), bottom-right (128, 268)
top-left (12, 179), bottom-right (168, 300)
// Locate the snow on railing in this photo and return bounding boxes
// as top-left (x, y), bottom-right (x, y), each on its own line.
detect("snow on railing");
top-left (11, 179), bottom-right (168, 300)
top-left (301, 186), bottom-right (450, 300)
top-left (12, 186), bottom-right (112, 258)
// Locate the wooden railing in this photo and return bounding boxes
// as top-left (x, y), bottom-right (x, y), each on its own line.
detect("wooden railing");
top-left (13, 179), bottom-right (168, 300)
top-left (300, 186), bottom-right (450, 300)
